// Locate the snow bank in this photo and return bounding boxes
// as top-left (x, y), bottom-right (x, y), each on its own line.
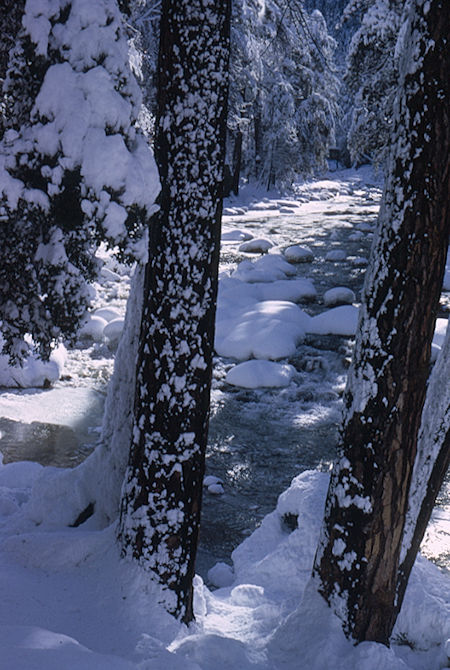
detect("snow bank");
top-left (0, 341), bottom-right (66, 388)
top-left (0, 423), bottom-right (448, 670)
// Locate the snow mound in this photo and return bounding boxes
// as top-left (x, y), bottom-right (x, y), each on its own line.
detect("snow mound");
top-left (79, 315), bottom-right (107, 341)
top-left (284, 245), bottom-right (314, 262)
top-left (308, 305), bottom-right (359, 336)
top-left (93, 307), bottom-right (122, 322)
top-left (323, 287), bottom-right (356, 307)
top-left (218, 276), bottom-right (316, 307)
top-left (351, 256), bottom-right (369, 266)
top-left (239, 238), bottom-right (273, 253)
top-left (0, 342), bottom-right (66, 388)
top-left (215, 300), bottom-right (311, 360)
top-left (232, 254), bottom-right (296, 283)
top-left (103, 318), bottom-right (125, 343)
top-left (325, 249), bottom-right (347, 262)
top-left (221, 229), bottom-right (253, 242)
top-left (225, 360), bottom-right (296, 389)
top-left (207, 562), bottom-right (234, 588)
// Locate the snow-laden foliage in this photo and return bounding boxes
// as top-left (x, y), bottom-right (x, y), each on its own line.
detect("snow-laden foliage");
top-left (0, 0), bottom-right (159, 362)
top-left (0, 0), bottom-right (25, 88)
top-left (344, 0), bottom-right (404, 166)
top-left (227, 0), bottom-right (340, 188)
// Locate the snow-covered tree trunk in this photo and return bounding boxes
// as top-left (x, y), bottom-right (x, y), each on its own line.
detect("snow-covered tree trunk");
top-left (118, 0), bottom-right (231, 623)
top-left (313, 0), bottom-right (449, 645)
top-left (397, 322), bottom-right (450, 613)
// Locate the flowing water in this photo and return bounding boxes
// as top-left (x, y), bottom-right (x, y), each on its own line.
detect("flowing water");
top-left (1, 171), bottom-right (448, 578)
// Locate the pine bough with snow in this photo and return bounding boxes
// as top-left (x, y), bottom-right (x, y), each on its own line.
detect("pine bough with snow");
top-left (0, 0), bottom-right (158, 363)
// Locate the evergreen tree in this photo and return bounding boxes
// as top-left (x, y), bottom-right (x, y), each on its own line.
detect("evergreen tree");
top-left (344, 0), bottom-right (404, 166)
top-left (0, 0), bottom-right (158, 362)
top-left (227, 0), bottom-right (340, 189)
top-left (314, 0), bottom-right (449, 644)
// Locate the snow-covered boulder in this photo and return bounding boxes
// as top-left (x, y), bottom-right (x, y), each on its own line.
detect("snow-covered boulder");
top-left (225, 360), bottom-right (296, 389)
top-left (323, 287), bottom-right (356, 307)
top-left (239, 238), bottom-right (274, 253)
top-left (308, 305), bottom-right (359, 336)
top-left (325, 249), bottom-right (347, 262)
top-left (284, 245), bottom-right (314, 263)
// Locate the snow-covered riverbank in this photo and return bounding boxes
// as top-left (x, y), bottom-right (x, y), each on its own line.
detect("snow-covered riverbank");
top-left (0, 168), bottom-right (448, 669)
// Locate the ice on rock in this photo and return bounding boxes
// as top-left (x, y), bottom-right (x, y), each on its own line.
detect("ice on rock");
top-left (308, 305), bottom-right (359, 336)
top-left (239, 238), bottom-right (273, 253)
top-left (323, 287), bottom-right (356, 307)
top-left (225, 360), bottom-right (296, 389)
top-left (284, 245), bottom-right (314, 263)
top-left (325, 249), bottom-right (347, 262)
top-left (356, 222), bottom-right (374, 232)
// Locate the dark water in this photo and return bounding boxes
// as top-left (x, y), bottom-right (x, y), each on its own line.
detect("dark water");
top-left (0, 417), bottom-right (85, 467)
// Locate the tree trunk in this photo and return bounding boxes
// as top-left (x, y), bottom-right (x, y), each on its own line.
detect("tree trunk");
top-left (396, 322), bottom-right (450, 616)
top-left (118, 0), bottom-right (231, 623)
top-left (313, 0), bottom-right (449, 645)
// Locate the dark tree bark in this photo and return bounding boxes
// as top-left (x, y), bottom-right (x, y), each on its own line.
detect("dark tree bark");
top-left (118, 0), bottom-right (231, 623)
top-left (396, 324), bottom-right (450, 618)
top-left (313, 0), bottom-right (449, 646)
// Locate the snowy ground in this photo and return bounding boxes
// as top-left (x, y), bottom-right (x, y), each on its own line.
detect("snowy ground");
top-left (0, 168), bottom-right (449, 669)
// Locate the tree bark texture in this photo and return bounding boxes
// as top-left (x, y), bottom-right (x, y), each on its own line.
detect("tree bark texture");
top-left (118, 0), bottom-right (230, 623)
top-left (313, 0), bottom-right (449, 645)
top-left (397, 321), bottom-right (450, 615)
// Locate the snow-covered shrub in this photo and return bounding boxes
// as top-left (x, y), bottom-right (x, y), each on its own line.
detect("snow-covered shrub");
top-left (0, 0), bottom-right (159, 362)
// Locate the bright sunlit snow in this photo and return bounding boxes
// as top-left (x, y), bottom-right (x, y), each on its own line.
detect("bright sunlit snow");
top-left (0, 168), bottom-right (449, 670)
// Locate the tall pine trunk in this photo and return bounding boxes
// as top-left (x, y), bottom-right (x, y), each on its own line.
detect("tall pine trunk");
top-left (118, 0), bottom-right (231, 623)
top-left (313, 0), bottom-right (449, 645)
